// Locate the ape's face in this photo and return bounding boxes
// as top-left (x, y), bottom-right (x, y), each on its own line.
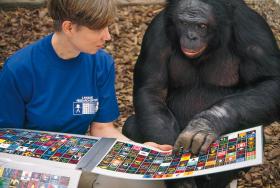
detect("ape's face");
top-left (172, 0), bottom-right (215, 58)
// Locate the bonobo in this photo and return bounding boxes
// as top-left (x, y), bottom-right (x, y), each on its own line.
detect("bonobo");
top-left (123, 0), bottom-right (280, 187)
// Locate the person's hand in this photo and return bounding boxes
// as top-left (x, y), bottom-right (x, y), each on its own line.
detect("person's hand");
top-left (144, 142), bottom-right (173, 152)
top-left (173, 118), bottom-right (218, 154)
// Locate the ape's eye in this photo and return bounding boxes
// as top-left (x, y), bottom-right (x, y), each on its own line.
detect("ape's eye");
top-left (197, 24), bottom-right (208, 34)
top-left (199, 24), bottom-right (208, 30)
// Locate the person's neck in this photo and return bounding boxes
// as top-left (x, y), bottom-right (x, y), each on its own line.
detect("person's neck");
top-left (51, 32), bottom-right (80, 60)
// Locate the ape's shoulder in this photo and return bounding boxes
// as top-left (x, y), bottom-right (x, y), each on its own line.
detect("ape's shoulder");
top-left (145, 10), bottom-right (167, 35)
top-left (141, 10), bottom-right (172, 49)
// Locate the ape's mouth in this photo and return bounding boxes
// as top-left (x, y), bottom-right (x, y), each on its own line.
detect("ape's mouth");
top-left (181, 46), bottom-right (207, 58)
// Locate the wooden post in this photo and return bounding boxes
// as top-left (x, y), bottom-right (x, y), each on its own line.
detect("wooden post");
top-left (0, 0), bottom-right (46, 10)
top-left (116, 0), bottom-right (166, 6)
top-left (0, 0), bottom-right (166, 10)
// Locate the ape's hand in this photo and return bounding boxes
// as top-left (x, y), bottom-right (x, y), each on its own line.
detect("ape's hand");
top-left (173, 118), bottom-right (218, 154)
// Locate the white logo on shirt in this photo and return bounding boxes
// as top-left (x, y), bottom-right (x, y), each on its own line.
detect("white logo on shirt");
top-left (73, 96), bottom-right (99, 115)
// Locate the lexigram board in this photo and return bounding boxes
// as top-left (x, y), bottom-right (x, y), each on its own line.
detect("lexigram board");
top-left (93, 126), bottom-right (263, 180)
top-left (0, 129), bottom-right (99, 165)
top-left (0, 159), bottom-right (81, 188)
top-left (0, 167), bottom-right (71, 188)
top-left (0, 126), bottom-right (263, 181)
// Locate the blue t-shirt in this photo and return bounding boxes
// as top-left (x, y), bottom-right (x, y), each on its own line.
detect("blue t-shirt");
top-left (0, 34), bottom-right (119, 134)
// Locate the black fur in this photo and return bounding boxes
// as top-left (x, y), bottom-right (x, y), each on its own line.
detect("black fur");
top-left (123, 0), bottom-right (280, 187)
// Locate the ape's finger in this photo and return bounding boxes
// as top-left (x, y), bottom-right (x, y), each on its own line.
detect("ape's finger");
top-left (180, 131), bottom-right (196, 151)
top-left (173, 138), bottom-right (183, 154)
top-left (191, 132), bottom-right (207, 154)
top-left (200, 134), bottom-right (217, 154)
top-left (173, 131), bottom-right (194, 154)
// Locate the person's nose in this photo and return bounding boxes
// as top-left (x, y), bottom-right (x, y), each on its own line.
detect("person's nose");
top-left (102, 27), bottom-right (111, 41)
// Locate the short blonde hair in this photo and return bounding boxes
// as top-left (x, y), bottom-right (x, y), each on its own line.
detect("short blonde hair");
top-left (47, 0), bottom-right (116, 31)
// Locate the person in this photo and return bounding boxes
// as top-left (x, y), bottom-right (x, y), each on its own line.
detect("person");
top-left (0, 0), bottom-right (172, 187)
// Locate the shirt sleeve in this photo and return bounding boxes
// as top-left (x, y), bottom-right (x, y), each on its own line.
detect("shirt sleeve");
top-left (0, 64), bottom-right (25, 128)
top-left (94, 63), bottom-right (120, 123)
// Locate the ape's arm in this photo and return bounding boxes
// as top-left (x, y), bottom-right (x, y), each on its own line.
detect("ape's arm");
top-left (202, 4), bottom-right (280, 133)
top-left (174, 4), bottom-right (280, 154)
top-left (194, 56), bottom-right (280, 132)
top-left (133, 11), bottom-right (180, 144)
top-left (175, 54), bottom-right (280, 154)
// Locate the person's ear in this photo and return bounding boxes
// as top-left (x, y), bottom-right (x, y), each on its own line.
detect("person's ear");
top-left (61, 20), bottom-right (74, 34)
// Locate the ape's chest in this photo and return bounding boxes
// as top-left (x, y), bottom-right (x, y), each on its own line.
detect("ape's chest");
top-left (200, 58), bottom-right (240, 86)
top-left (168, 56), bottom-right (240, 87)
